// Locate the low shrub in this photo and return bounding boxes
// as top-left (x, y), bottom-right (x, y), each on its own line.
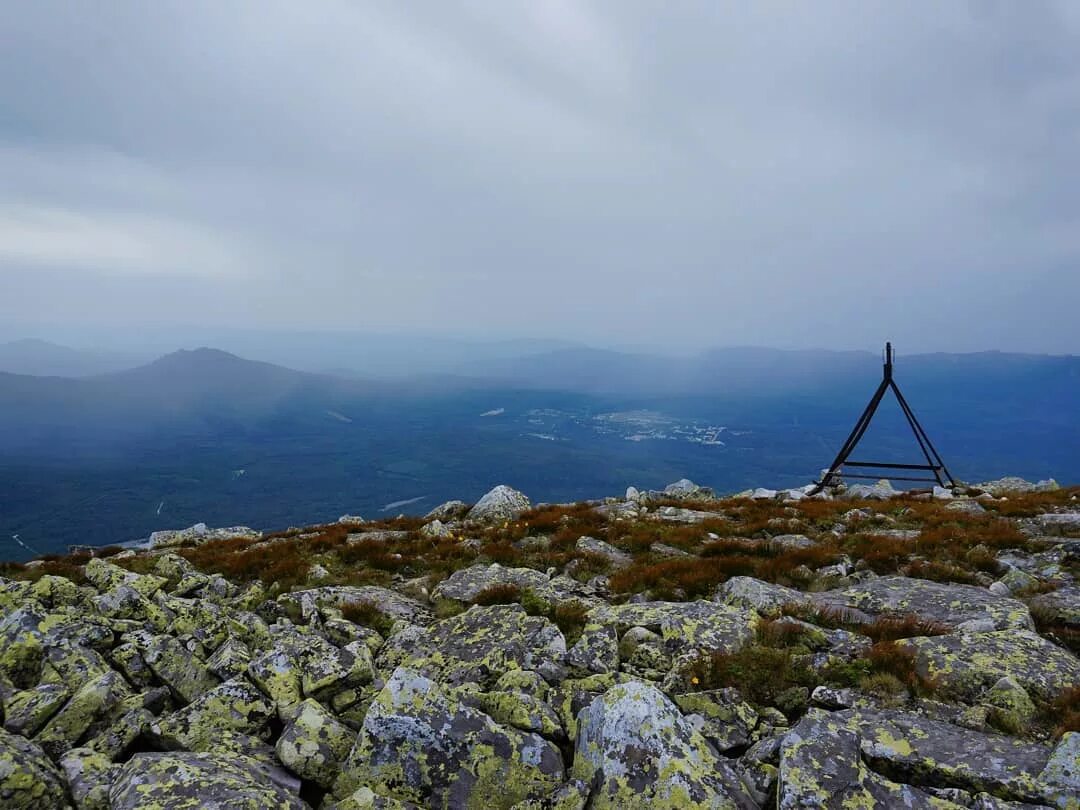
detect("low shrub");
top-left (472, 583), bottom-right (523, 606)
top-left (340, 600), bottom-right (395, 636)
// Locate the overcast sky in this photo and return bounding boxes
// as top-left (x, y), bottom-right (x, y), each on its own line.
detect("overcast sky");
top-left (1, 2), bottom-right (1078, 354)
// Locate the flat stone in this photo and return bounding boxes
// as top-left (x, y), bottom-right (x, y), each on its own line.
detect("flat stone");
top-left (109, 751), bottom-right (306, 809)
top-left (402, 604), bottom-right (566, 688)
top-left (432, 563), bottom-right (551, 603)
top-left (778, 714), bottom-right (961, 809)
top-left (715, 576), bottom-right (809, 615)
top-left (899, 630), bottom-right (1080, 701)
top-left (812, 576), bottom-right (1034, 631)
top-left (575, 536), bottom-right (632, 569)
top-left (829, 709), bottom-right (1054, 803)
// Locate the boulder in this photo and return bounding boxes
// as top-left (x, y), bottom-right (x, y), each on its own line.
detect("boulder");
top-left (276, 698), bottom-right (355, 789)
top-left (35, 669), bottom-right (132, 758)
top-left (152, 677), bottom-right (274, 750)
top-left (974, 478), bottom-right (1059, 496)
top-left (1035, 732), bottom-right (1080, 809)
top-left (827, 709), bottom-right (1054, 803)
top-left (425, 500), bottom-right (470, 521)
top-left (662, 479), bottom-right (714, 500)
top-left (842, 480), bottom-right (899, 500)
top-left (575, 536), bottom-right (632, 569)
top-left (571, 680), bottom-right (752, 809)
top-left (778, 715), bottom-right (959, 808)
top-left (0, 727), bottom-right (70, 809)
top-left (467, 485), bottom-right (531, 522)
top-left (899, 630), bottom-right (1080, 701)
top-left (281, 585), bottom-right (432, 626)
top-left (140, 633), bottom-right (220, 703)
top-left (336, 667), bottom-right (564, 808)
top-left (403, 604), bottom-right (566, 687)
top-left (2, 683), bottom-right (70, 736)
top-left (1029, 587), bottom-right (1080, 629)
top-left (589, 601), bottom-right (757, 661)
top-left (811, 576), bottom-right (1034, 631)
top-left (109, 751), bottom-right (306, 809)
top-left (432, 563), bottom-right (551, 604)
top-left (716, 577), bottom-right (806, 618)
top-left (148, 524), bottom-right (261, 550)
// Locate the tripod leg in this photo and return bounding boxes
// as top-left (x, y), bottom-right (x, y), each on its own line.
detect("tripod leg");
top-left (892, 383), bottom-right (956, 486)
top-left (811, 379), bottom-right (889, 493)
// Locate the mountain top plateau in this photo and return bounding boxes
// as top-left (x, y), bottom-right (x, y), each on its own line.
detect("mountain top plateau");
top-left (2, 475), bottom-right (1079, 808)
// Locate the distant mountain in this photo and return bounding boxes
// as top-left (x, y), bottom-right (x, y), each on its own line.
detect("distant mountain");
top-left (0, 338), bottom-right (145, 377)
top-left (1, 344), bottom-right (1077, 557)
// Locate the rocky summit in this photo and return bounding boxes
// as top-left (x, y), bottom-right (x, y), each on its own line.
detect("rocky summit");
top-left (2, 479), bottom-right (1079, 809)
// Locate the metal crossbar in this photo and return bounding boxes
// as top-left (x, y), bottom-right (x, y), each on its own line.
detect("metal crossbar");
top-left (810, 343), bottom-right (955, 494)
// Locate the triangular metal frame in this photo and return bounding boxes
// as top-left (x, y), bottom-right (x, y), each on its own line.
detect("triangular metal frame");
top-left (810, 343), bottom-right (955, 494)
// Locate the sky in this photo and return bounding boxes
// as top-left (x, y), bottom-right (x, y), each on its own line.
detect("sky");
top-left (1, 2), bottom-right (1078, 354)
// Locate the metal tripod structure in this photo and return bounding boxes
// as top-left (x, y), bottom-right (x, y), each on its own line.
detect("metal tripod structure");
top-left (810, 343), bottom-right (956, 494)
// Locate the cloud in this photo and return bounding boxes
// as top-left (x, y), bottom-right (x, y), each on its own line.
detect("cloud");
top-left (1, 1), bottom-right (1078, 352)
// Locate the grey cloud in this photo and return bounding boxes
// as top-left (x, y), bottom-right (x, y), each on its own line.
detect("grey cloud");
top-left (1, 1), bottom-right (1078, 352)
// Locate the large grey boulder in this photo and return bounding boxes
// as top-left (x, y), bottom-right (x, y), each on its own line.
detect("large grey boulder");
top-left (0, 727), bottom-right (70, 809)
top-left (335, 667), bottom-right (564, 808)
top-left (1036, 732), bottom-right (1080, 809)
top-left (570, 680), bottom-right (753, 809)
top-left (109, 751), bottom-right (307, 809)
top-left (811, 576), bottom-right (1034, 631)
top-left (466, 485), bottom-right (531, 522)
top-left (899, 630), bottom-right (1080, 701)
top-left (1029, 587), bottom-right (1080, 629)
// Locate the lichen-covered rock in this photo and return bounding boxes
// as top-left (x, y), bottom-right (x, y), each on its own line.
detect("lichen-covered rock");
top-left (329, 786), bottom-right (422, 809)
top-left (205, 636), bottom-right (251, 680)
top-left (575, 536), bottom-right (632, 569)
top-left (1035, 732), bottom-right (1080, 809)
top-left (426, 500), bottom-right (470, 521)
top-left (460, 688), bottom-right (565, 741)
top-left (674, 689), bottom-right (758, 753)
top-left (403, 604), bottom-right (567, 688)
top-left (827, 709), bottom-right (1054, 803)
top-left (570, 680), bottom-right (753, 809)
top-left (812, 576), bottom-right (1034, 631)
top-left (565, 623), bottom-right (619, 676)
top-left (589, 600), bottom-right (757, 661)
top-left (432, 563), bottom-right (552, 604)
top-left (275, 698), bottom-right (355, 789)
top-left (140, 633), bottom-right (220, 703)
top-left (2, 682), bottom-right (69, 736)
top-left (467, 484), bottom-right (531, 523)
top-left (1029, 587), bottom-right (1080, 629)
top-left (336, 667), bottom-right (565, 809)
top-left (0, 727), bottom-right (70, 809)
top-left (716, 576), bottom-right (809, 615)
top-left (248, 648), bottom-right (304, 715)
top-left (152, 677), bottom-right (274, 750)
top-left (899, 630), bottom-right (1080, 700)
top-left (109, 751), bottom-right (307, 809)
top-left (777, 715), bottom-right (958, 808)
top-left (281, 585), bottom-right (432, 626)
top-left (35, 669), bottom-right (132, 758)
top-left (60, 746), bottom-right (116, 810)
